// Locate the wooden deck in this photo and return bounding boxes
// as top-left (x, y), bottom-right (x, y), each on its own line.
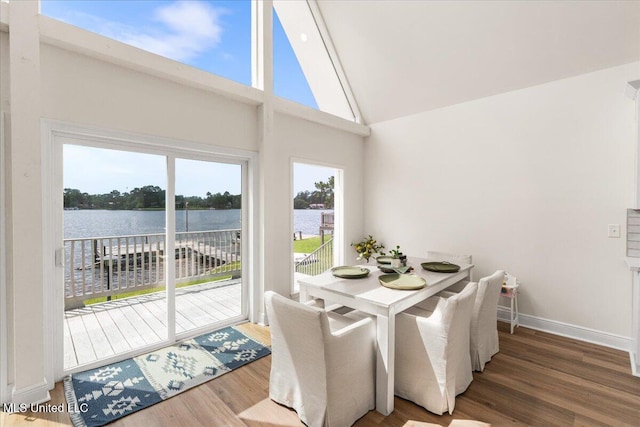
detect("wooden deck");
top-left (64, 279), bottom-right (242, 370)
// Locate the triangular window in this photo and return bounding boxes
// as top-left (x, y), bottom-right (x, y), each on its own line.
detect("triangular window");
top-left (273, 1), bottom-right (357, 121)
top-left (273, 9), bottom-right (319, 110)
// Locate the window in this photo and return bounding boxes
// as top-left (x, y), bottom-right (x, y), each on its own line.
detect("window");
top-left (273, 1), bottom-right (356, 121)
top-left (47, 123), bottom-right (253, 377)
top-left (273, 9), bottom-right (318, 110)
top-left (41, 0), bottom-right (252, 86)
top-left (40, 0), bottom-right (360, 120)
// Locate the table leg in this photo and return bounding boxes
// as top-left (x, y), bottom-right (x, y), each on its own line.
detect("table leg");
top-left (375, 313), bottom-right (395, 415)
top-left (299, 285), bottom-right (310, 304)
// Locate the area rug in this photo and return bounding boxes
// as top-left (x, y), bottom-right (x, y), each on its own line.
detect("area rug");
top-left (64, 326), bottom-right (270, 427)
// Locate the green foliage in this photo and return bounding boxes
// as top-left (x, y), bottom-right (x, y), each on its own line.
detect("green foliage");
top-left (352, 235), bottom-right (385, 262)
top-left (293, 197), bottom-right (309, 209)
top-left (390, 245), bottom-right (403, 258)
top-left (293, 176), bottom-right (334, 209)
top-left (64, 187), bottom-right (241, 210)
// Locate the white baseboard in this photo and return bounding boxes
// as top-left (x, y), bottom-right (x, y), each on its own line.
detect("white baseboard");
top-left (11, 379), bottom-right (51, 406)
top-left (257, 311), bottom-right (269, 326)
top-left (497, 306), bottom-right (633, 352)
top-left (631, 352), bottom-right (640, 377)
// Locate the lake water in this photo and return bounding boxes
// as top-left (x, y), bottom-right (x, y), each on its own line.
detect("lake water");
top-left (64, 209), bottom-right (332, 239)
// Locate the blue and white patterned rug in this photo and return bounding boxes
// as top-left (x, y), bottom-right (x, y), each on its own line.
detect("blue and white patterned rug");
top-left (64, 326), bottom-right (270, 427)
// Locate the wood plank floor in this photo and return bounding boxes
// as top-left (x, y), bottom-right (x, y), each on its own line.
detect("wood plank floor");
top-left (3, 322), bottom-right (639, 426)
top-left (64, 280), bottom-right (242, 369)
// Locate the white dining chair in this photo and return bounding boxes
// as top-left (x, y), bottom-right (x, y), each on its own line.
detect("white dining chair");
top-left (264, 291), bottom-right (376, 427)
top-left (394, 281), bottom-right (478, 415)
top-left (433, 269), bottom-right (505, 371)
top-left (469, 270), bottom-right (505, 371)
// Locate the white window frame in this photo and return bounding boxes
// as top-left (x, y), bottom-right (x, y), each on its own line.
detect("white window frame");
top-left (290, 158), bottom-right (344, 296)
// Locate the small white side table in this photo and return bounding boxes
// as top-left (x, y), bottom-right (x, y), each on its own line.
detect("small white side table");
top-left (501, 283), bottom-right (520, 334)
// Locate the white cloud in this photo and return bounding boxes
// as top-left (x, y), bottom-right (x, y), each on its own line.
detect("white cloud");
top-left (122, 1), bottom-right (224, 62)
top-left (63, 1), bottom-right (226, 63)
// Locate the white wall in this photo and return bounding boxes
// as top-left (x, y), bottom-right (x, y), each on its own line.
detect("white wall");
top-left (40, 44), bottom-right (259, 151)
top-left (265, 112), bottom-right (364, 297)
top-left (365, 62), bottom-right (640, 337)
top-left (0, 32), bottom-right (8, 110)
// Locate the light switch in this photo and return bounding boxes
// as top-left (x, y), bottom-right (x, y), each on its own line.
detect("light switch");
top-left (608, 224), bottom-right (621, 238)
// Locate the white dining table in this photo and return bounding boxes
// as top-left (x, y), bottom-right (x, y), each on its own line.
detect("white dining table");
top-left (298, 256), bottom-right (474, 416)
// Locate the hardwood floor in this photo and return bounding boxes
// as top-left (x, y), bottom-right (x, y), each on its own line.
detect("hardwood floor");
top-left (2, 322), bottom-right (639, 426)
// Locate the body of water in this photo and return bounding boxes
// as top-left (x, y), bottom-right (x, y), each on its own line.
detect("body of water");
top-left (64, 209), bottom-right (332, 239)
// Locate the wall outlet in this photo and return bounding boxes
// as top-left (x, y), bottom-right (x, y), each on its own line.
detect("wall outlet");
top-left (608, 224), bottom-right (621, 238)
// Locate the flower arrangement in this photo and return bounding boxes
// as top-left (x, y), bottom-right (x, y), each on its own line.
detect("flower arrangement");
top-left (352, 235), bottom-right (385, 262)
top-left (389, 245), bottom-right (407, 267)
top-left (389, 245), bottom-right (403, 259)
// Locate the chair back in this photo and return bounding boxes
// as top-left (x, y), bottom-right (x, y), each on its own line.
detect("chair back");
top-left (395, 282), bottom-right (477, 415)
top-left (471, 270), bottom-right (505, 370)
top-left (446, 282), bottom-right (478, 403)
top-left (426, 251), bottom-right (472, 266)
top-left (264, 291), bottom-right (329, 419)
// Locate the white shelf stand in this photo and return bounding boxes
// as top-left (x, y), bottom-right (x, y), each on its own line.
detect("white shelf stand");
top-left (501, 273), bottom-right (520, 334)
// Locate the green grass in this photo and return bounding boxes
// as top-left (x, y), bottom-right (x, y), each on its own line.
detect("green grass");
top-left (83, 261), bottom-right (241, 306)
top-left (294, 238), bottom-right (333, 275)
top-left (293, 236), bottom-right (322, 253)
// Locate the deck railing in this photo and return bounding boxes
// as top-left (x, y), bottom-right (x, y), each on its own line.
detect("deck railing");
top-left (295, 238), bottom-right (333, 276)
top-left (64, 229), bottom-right (241, 309)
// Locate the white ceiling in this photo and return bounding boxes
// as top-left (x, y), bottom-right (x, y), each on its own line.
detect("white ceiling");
top-left (316, 0), bottom-right (640, 125)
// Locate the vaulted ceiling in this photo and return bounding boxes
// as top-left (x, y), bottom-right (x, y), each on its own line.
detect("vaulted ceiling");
top-left (316, 1), bottom-right (640, 125)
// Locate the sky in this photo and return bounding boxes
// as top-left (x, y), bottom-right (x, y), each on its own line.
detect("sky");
top-left (45, 0), bottom-right (332, 196)
top-left (40, 0), bottom-right (318, 106)
top-left (63, 145), bottom-right (335, 197)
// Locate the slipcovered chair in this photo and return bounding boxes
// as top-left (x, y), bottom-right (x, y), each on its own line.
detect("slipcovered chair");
top-left (394, 282), bottom-right (478, 415)
top-left (438, 270), bottom-right (505, 371)
top-left (469, 270), bottom-right (505, 371)
top-left (264, 291), bottom-right (376, 427)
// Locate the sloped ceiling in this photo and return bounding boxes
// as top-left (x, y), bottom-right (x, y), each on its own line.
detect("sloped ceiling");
top-left (316, 0), bottom-right (640, 125)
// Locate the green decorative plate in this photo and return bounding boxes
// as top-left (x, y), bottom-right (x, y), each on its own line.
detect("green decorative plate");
top-left (331, 266), bottom-right (370, 279)
top-left (376, 255), bottom-right (393, 265)
top-left (421, 261), bottom-right (460, 273)
top-left (379, 265), bottom-right (413, 274)
top-left (378, 273), bottom-right (426, 290)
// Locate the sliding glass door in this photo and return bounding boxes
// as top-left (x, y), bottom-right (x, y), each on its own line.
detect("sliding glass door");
top-left (59, 140), bottom-right (247, 374)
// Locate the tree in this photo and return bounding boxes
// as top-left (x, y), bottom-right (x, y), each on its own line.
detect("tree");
top-left (294, 191), bottom-right (310, 209)
top-left (292, 176), bottom-right (335, 209)
top-left (63, 187), bottom-right (240, 210)
top-left (313, 176), bottom-right (334, 208)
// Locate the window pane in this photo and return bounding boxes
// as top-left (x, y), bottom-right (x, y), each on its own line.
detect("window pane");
top-left (41, 0), bottom-right (252, 86)
top-left (174, 158), bottom-right (243, 335)
top-left (273, 2), bottom-right (354, 120)
top-left (63, 144), bottom-right (167, 370)
top-left (273, 9), bottom-right (318, 110)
